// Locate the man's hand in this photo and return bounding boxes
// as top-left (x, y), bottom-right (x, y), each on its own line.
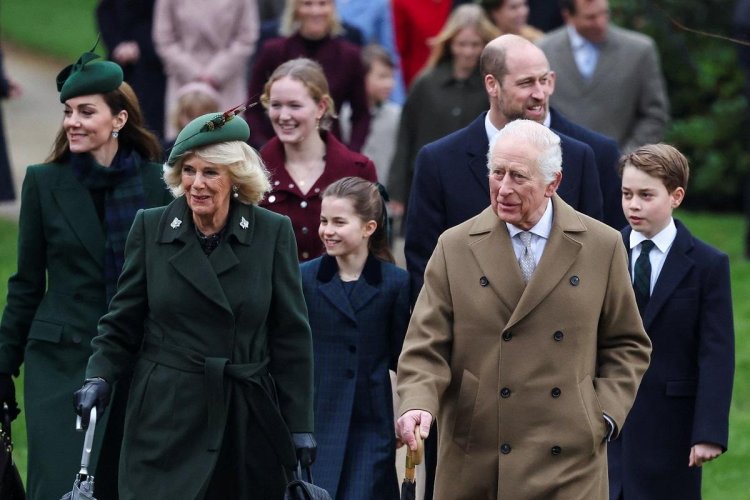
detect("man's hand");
top-left (397, 409), bottom-right (432, 451)
top-left (689, 442), bottom-right (723, 467)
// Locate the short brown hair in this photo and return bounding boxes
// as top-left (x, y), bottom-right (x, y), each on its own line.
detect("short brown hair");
top-left (361, 44), bottom-right (394, 73)
top-left (618, 143), bottom-right (690, 193)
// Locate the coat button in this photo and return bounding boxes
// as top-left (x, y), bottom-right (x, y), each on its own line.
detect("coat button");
top-left (301, 226), bottom-right (309, 234)
top-left (345, 369), bottom-right (355, 379)
top-left (268, 195), bottom-right (276, 203)
top-left (500, 443), bottom-right (512, 454)
top-left (569, 275), bottom-right (580, 286)
top-left (553, 331), bottom-right (564, 341)
top-left (551, 387), bottom-right (561, 398)
top-left (300, 201), bottom-right (308, 208)
top-left (288, 183), bottom-right (295, 189)
top-left (551, 446), bottom-right (562, 455)
top-left (348, 345), bottom-right (356, 353)
top-left (502, 331), bottom-right (512, 341)
top-left (301, 252), bottom-right (309, 259)
top-left (479, 276), bottom-right (489, 287)
top-left (500, 387), bottom-right (511, 398)
top-left (72, 334), bottom-right (82, 344)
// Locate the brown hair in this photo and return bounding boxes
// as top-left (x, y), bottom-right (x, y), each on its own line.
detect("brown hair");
top-left (47, 81), bottom-right (162, 163)
top-left (171, 89), bottom-right (220, 132)
top-left (618, 143), bottom-right (690, 193)
top-left (426, 4), bottom-right (500, 70)
top-left (322, 176), bottom-right (393, 263)
top-left (361, 44), bottom-right (395, 73)
top-left (259, 58), bottom-right (337, 130)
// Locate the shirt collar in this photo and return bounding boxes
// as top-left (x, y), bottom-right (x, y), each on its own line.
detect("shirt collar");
top-left (486, 113), bottom-right (552, 146)
top-left (629, 218), bottom-right (677, 253)
top-left (567, 24), bottom-right (594, 50)
top-left (506, 198), bottom-right (554, 240)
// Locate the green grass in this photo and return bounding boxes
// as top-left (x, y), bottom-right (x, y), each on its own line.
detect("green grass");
top-left (0, 211), bottom-right (748, 495)
top-left (0, 0), bottom-right (99, 60)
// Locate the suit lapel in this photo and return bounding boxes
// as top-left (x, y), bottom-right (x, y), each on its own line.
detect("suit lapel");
top-left (642, 223), bottom-right (694, 329)
top-left (466, 115), bottom-right (492, 197)
top-left (53, 169), bottom-right (105, 267)
top-left (587, 31), bottom-right (619, 92)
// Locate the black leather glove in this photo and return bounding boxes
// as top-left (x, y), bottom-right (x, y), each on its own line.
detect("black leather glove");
top-left (0, 373), bottom-right (20, 421)
top-left (292, 432), bottom-right (317, 467)
top-left (73, 377), bottom-right (111, 429)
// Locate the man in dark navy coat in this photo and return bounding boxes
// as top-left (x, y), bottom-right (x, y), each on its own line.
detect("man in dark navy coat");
top-left (405, 34), bottom-right (604, 301)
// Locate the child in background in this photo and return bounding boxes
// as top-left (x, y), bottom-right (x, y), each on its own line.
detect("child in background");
top-left (339, 45), bottom-right (402, 188)
top-left (162, 81), bottom-right (221, 152)
top-left (300, 177), bottom-right (410, 499)
top-left (609, 143), bottom-right (735, 500)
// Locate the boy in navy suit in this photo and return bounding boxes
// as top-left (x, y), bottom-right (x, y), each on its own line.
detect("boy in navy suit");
top-left (609, 143), bottom-right (735, 500)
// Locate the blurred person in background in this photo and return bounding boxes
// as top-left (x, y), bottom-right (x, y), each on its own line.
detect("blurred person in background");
top-left (162, 81), bottom-right (221, 152)
top-left (0, 48), bottom-right (21, 202)
top-left (479, 0), bottom-right (543, 41)
top-left (0, 50), bottom-right (171, 500)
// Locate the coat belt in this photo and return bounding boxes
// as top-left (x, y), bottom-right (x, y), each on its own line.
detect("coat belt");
top-left (140, 340), bottom-right (296, 466)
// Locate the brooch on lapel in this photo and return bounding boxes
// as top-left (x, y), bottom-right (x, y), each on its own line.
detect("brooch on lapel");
top-left (240, 217), bottom-right (249, 229)
top-left (170, 217), bottom-right (182, 229)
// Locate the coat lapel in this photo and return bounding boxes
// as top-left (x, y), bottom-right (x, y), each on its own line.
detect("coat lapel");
top-left (507, 196), bottom-right (586, 330)
top-left (53, 168), bottom-right (105, 267)
top-left (587, 31), bottom-right (619, 93)
top-left (318, 280), bottom-right (357, 323)
top-left (465, 114), bottom-right (492, 197)
top-left (642, 222), bottom-right (694, 329)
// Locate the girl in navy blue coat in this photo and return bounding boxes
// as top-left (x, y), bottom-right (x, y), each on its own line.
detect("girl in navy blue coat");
top-left (300, 177), bottom-right (410, 499)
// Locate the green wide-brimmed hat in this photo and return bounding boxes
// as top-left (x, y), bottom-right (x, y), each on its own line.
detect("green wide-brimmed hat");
top-left (166, 107), bottom-right (251, 167)
top-left (56, 50), bottom-right (123, 102)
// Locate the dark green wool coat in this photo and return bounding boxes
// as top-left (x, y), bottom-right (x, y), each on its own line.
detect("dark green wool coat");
top-left (0, 160), bottom-right (172, 500)
top-left (86, 196), bottom-right (314, 499)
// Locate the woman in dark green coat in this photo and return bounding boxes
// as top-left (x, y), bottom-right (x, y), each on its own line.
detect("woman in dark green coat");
top-left (0, 51), bottom-right (172, 499)
top-left (74, 111), bottom-right (315, 499)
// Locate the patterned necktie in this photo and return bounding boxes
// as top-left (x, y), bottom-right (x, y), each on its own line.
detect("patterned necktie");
top-left (633, 240), bottom-right (655, 310)
top-left (518, 231), bottom-right (536, 282)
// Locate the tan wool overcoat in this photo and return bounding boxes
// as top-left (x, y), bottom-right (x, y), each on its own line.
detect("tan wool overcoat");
top-left (397, 196), bottom-right (652, 500)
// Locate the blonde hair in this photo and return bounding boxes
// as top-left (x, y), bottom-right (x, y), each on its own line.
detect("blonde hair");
top-left (279, 0), bottom-right (344, 37)
top-left (426, 4), bottom-right (500, 70)
top-left (260, 58), bottom-right (337, 130)
top-left (171, 83), bottom-right (221, 131)
top-left (163, 141), bottom-right (271, 204)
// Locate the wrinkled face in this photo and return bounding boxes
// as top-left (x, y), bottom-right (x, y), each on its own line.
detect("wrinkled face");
top-left (450, 27), bottom-right (485, 74)
top-left (180, 155), bottom-right (233, 220)
top-left (489, 136), bottom-right (560, 229)
top-left (491, 45), bottom-right (555, 124)
top-left (621, 165), bottom-right (683, 238)
top-left (267, 76), bottom-right (326, 145)
top-left (490, 0), bottom-right (530, 34)
top-left (366, 60), bottom-right (395, 104)
top-left (565, 0), bottom-right (610, 44)
top-left (63, 94), bottom-right (124, 156)
top-left (297, 0), bottom-right (334, 39)
top-left (319, 196), bottom-right (375, 257)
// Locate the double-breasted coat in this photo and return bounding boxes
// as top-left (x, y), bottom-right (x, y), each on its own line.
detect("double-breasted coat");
top-left (0, 160), bottom-right (171, 500)
top-left (85, 197), bottom-right (314, 499)
top-left (300, 254), bottom-right (410, 499)
top-left (397, 196), bottom-right (652, 500)
top-left (608, 221), bottom-right (734, 500)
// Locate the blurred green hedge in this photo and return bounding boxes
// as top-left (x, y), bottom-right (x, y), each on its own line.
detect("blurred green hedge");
top-left (610, 0), bottom-right (750, 210)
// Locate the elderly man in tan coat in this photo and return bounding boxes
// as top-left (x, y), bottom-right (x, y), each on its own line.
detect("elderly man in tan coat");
top-left (396, 119), bottom-right (651, 499)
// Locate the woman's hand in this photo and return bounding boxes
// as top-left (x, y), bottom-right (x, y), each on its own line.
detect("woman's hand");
top-left (73, 377), bottom-right (111, 429)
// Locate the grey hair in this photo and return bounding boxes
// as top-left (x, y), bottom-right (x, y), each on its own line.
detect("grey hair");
top-left (163, 141), bottom-right (272, 204)
top-left (487, 119), bottom-right (562, 182)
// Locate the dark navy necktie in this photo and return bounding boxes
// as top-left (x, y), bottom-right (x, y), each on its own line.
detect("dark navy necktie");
top-left (634, 240), bottom-right (655, 311)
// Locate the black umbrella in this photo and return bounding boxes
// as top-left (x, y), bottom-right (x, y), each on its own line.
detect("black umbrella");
top-left (60, 407), bottom-right (98, 500)
top-left (0, 403), bottom-right (25, 500)
top-left (400, 431), bottom-right (424, 500)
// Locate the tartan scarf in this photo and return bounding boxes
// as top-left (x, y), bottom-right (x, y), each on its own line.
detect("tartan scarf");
top-left (71, 149), bottom-right (146, 304)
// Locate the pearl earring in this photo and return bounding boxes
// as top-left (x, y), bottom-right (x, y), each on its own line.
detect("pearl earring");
top-left (112, 130), bottom-right (119, 138)
top-left (232, 185), bottom-right (239, 198)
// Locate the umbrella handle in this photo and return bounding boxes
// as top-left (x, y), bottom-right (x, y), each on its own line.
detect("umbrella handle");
top-left (405, 430), bottom-right (423, 480)
top-left (76, 407), bottom-right (97, 476)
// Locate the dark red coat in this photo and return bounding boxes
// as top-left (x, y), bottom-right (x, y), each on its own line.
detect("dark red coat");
top-left (247, 33), bottom-right (370, 152)
top-left (260, 132), bottom-right (377, 261)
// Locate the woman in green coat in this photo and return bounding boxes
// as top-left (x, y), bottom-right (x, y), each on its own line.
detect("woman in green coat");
top-left (0, 51), bottom-right (172, 499)
top-left (74, 111), bottom-right (315, 499)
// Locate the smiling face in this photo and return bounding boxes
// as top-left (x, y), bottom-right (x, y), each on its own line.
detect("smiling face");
top-left (319, 196), bottom-right (376, 258)
top-left (489, 136), bottom-right (560, 229)
top-left (450, 27), bottom-right (485, 75)
top-left (64, 93), bottom-right (126, 163)
top-left (621, 165), bottom-right (684, 238)
top-left (180, 155), bottom-right (233, 226)
top-left (267, 76), bottom-right (326, 146)
top-left (296, 0), bottom-right (334, 39)
top-left (490, 0), bottom-right (530, 34)
top-left (487, 43), bottom-right (555, 127)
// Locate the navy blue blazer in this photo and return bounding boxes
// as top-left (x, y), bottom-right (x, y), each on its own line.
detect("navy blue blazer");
top-left (609, 221), bottom-right (735, 500)
top-left (549, 108), bottom-right (626, 230)
top-left (404, 112), bottom-right (603, 301)
top-left (300, 254), bottom-right (410, 499)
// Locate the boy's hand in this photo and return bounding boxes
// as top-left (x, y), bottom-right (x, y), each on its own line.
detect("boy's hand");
top-left (688, 443), bottom-right (722, 467)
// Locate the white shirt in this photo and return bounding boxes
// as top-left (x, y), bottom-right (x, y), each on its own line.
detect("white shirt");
top-left (506, 199), bottom-right (554, 267)
top-left (628, 218), bottom-right (677, 294)
top-left (567, 25), bottom-right (600, 80)
top-left (485, 109), bottom-right (553, 145)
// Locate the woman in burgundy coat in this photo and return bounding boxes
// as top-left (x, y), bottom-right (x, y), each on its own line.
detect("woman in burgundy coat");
top-left (247, 0), bottom-right (370, 151)
top-left (259, 58), bottom-right (377, 261)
